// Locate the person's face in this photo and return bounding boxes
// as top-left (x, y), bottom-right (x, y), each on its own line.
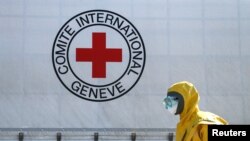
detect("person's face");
top-left (163, 95), bottom-right (179, 115)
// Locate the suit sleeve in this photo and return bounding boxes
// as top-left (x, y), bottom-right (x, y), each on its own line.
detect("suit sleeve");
top-left (198, 124), bottom-right (208, 141)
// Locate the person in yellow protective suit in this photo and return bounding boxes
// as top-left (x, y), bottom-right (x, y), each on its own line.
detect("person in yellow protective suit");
top-left (163, 81), bottom-right (228, 141)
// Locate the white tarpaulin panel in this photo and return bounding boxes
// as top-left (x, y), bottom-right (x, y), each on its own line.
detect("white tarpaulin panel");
top-left (0, 0), bottom-right (250, 129)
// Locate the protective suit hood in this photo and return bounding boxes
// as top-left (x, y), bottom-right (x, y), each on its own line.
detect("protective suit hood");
top-left (167, 81), bottom-right (199, 119)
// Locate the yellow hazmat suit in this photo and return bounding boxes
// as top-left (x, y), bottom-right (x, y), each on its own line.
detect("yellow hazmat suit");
top-left (167, 81), bottom-right (228, 141)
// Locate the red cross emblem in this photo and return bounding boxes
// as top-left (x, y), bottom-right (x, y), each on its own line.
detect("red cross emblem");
top-left (76, 32), bottom-right (122, 78)
top-left (53, 10), bottom-right (145, 101)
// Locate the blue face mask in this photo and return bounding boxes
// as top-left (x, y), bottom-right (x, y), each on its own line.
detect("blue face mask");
top-left (163, 96), bottom-right (179, 115)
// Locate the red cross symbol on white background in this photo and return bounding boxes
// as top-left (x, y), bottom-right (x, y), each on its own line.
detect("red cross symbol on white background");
top-left (76, 32), bottom-right (122, 78)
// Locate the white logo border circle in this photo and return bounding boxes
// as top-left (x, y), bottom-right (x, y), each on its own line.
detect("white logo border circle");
top-left (52, 10), bottom-right (146, 102)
